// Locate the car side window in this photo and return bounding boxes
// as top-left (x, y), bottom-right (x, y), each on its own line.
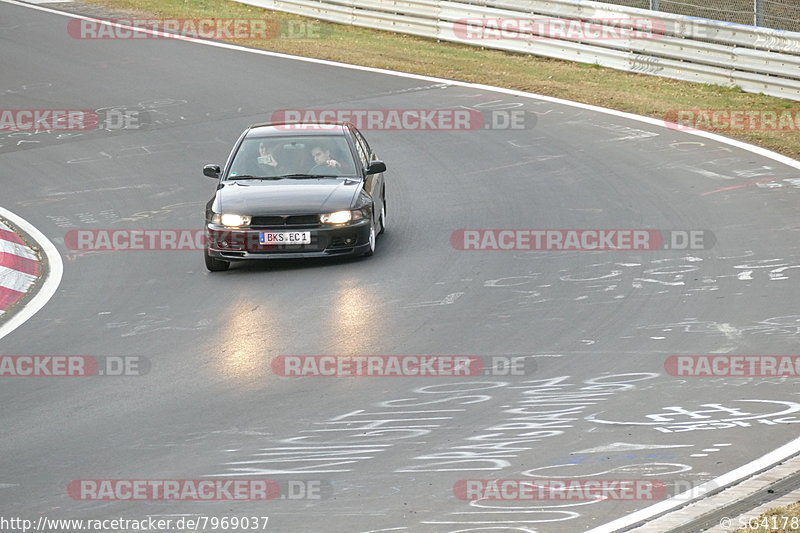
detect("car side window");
top-left (355, 129), bottom-right (373, 159)
top-left (350, 127), bottom-right (370, 170)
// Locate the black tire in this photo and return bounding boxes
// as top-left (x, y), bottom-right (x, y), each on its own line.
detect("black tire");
top-left (362, 216), bottom-right (376, 257)
top-left (205, 249), bottom-right (230, 271)
top-left (378, 195), bottom-right (386, 235)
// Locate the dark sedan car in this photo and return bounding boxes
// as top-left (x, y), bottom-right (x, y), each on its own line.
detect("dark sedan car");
top-left (203, 122), bottom-right (387, 271)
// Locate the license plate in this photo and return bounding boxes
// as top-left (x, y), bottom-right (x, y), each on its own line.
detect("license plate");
top-left (259, 231), bottom-right (311, 245)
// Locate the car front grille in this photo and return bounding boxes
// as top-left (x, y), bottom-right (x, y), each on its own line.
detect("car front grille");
top-left (250, 215), bottom-right (321, 227)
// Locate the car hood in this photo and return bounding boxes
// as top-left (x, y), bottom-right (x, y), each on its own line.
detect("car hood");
top-left (215, 178), bottom-right (362, 215)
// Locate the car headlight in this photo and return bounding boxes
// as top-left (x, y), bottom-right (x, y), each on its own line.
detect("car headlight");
top-left (320, 209), bottom-right (365, 225)
top-left (212, 213), bottom-right (251, 227)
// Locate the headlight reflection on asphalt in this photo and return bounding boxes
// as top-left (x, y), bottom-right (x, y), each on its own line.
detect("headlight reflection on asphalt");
top-left (325, 280), bottom-right (381, 355)
top-left (212, 300), bottom-right (274, 385)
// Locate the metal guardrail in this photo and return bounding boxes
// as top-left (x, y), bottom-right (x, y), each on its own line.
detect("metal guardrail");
top-left (594, 0), bottom-right (800, 33)
top-left (234, 0), bottom-right (800, 101)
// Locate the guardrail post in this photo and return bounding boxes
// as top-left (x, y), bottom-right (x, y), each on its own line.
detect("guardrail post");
top-left (649, 0), bottom-right (659, 10)
top-left (754, 0), bottom-right (764, 26)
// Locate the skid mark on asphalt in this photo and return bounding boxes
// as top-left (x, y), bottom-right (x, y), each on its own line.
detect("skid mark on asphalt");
top-left (403, 292), bottom-right (464, 308)
top-left (639, 315), bottom-right (800, 339)
top-left (572, 442), bottom-right (694, 453)
top-left (104, 313), bottom-right (211, 337)
top-left (416, 254), bottom-right (800, 309)
top-left (0, 98), bottom-right (191, 154)
top-left (66, 139), bottom-right (226, 164)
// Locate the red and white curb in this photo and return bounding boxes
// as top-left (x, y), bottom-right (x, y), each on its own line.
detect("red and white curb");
top-left (0, 207), bottom-right (63, 340)
top-left (0, 219), bottom-right (41, 317)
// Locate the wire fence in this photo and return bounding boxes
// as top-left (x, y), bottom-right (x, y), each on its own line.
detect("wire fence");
top-left (595, 0), bottom-right (800, 32)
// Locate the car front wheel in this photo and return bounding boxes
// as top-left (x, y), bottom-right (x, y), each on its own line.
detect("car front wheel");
top-left (205, 249), bottom-right (230, 271)
top-left (362, 216), bottom-right (376, 257)
top-left (378, 196), bottom-right (386, 235)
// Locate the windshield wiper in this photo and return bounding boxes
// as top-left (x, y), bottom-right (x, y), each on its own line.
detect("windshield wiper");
top-left (275, 174), bottom-right (344, 179)
top-left (228, 175), bottom-right (284, 180)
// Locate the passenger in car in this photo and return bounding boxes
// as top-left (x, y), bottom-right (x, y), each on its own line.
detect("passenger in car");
top-left (257, 141), bottom-right (288, 175)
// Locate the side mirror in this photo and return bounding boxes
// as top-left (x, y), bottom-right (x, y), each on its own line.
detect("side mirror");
top-left (366, 160), bottom-right (386, 175)
top-left (203, 164), bottom-right (221, 179)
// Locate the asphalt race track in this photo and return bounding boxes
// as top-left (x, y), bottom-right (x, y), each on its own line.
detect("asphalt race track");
top-left (2, 2), bottom-right (800, 532)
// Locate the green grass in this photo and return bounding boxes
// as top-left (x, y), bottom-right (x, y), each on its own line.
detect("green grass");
top-left (733, 501), bottom-right (800, 532)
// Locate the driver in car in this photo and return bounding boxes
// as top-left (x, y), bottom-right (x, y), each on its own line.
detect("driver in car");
top-left (310, 144), bottom-right (343, 174)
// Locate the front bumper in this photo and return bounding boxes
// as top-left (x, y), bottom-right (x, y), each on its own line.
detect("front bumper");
top-left (205, 219), bottom-right (371, 260)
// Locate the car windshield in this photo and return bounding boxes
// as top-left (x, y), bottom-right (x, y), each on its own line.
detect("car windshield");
top-left (227, 135), bottom-right (358, 179)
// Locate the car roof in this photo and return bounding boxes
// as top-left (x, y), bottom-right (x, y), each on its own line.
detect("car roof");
top-left (245, 122), bottom-right (351, 138)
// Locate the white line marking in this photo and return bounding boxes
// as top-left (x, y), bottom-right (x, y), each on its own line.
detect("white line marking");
top-left (573, 442), bottom-right (694, 454)
top-left (584, 434), bottom-right (800, 533)
top-left (403, 292), bottom-right (464, 308)
top-left (0, 207), bottom-right (63, 341)
top-left (0, 238), bottom-right (37, 260)
top-left (0, 265), bottom-right (37, 293)
top-left (716, 323), bottom-right (743, 340)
